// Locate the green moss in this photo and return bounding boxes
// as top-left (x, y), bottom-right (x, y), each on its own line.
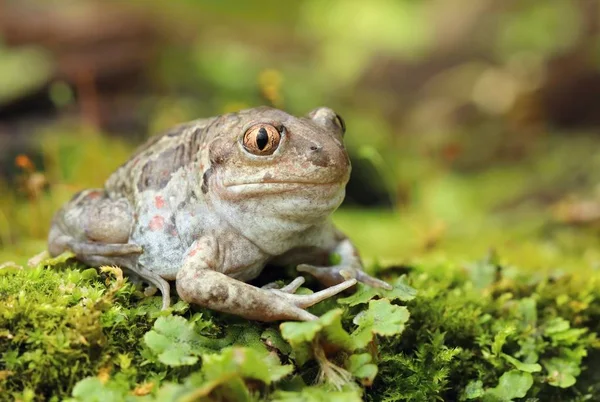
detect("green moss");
top-left (369, 257), bottom-right (600, 401)
top-left (1, 250), bottom-right (599, 401)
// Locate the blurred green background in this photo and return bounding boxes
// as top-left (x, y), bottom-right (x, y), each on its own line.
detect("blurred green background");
top-left (1, 0), bottom-right (600, 272)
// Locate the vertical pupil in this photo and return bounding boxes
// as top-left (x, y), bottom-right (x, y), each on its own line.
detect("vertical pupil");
top-left (256, 128), bottom-right (269, 150)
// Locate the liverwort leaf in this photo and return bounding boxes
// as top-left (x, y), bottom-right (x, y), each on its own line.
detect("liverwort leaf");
top-left (543, 357), bottom-right (581, 388)
top-left (501, 353), bottom-right (542, 373)
top-left (280, 309), bottom-right (355, 365)
top-left (272, 386), bottom-right (363, 402)
top-left (351, 299), bottom-right (409, 349)
top-left (39, 251), bottom-right (76, 267)
top-left (202, 346), bottom-right (292, 385)
top-left (484, 370), bottom-right (533, 401)
top-left (338, 275), bottom-right (417, 306)
top-left (346, 353), bottom-right (378, 386)
top-left (143, 315), bottom-right (210, 366)
top-left (147, 346), bottom-right (292, 402)
top-left (463, 380), bottom-right (485, 400)
top-left (68, 377), bottom-right (126, 402)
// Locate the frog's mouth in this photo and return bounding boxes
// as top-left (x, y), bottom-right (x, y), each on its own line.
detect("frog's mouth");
top-left (223, 180), bottom-right (343, 195)
top-left (213, 177), bottom-right (347, 225)
top-left (225, 180), bottom-right (339, 188)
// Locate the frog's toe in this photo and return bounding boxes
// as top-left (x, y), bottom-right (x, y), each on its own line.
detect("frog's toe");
top-left (287, 307), bottom-right (318, 321)
top-left (144, 284), bottom-right (158, 297)
top-left (279, 276), bottom-right (305, 293)
top-left (297, 263), bottom-right (352, 288)
top-left (298, 263), bottom-right (392, 290)
top-left (125, 264), bottom-right (171, 310)
top-left (356, 270), bottom-right (393, 290)
top-left (271, 278), bottom-right (357, 309)
top-left (161, 290), bottom-right (171, 310)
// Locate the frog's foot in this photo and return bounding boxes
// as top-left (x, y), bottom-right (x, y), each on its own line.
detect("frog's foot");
top-left (126, 264), bottom-right (171, 310)
top-left (297, 263), bottom-right (392, 290)
top-left (261, 276), bottom-right (305, 293)
top-left (67, 240), bottom-right (143, 257)
top-left (266, 278), bottom-right (357, 319)
top-left (177, 266), bottom-right (357, 321)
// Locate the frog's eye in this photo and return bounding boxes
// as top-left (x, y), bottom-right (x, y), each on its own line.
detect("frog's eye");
top-left (333, 113), bottom-right (346, 135)
top-left (242, 123), bottom-right (281, 156)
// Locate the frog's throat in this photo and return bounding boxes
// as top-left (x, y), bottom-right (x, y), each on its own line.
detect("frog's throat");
top-left (208, 183), bottom-right (346, 255)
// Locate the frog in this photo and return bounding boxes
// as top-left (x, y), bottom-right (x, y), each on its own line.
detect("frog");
top-left (48, 106), bottom-right (391, 321)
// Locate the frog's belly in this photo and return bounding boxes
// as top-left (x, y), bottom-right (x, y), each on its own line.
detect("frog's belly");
top-left (131, 215), bottom-right (186, 280)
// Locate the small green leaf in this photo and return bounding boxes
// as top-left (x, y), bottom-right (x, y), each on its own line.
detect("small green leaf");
top-left (280, 309), bottom-right (355, 365)
top-left (281, 317), bottom-right (323, 345)
top-left (543, 317), bottom-right (588, 346)
top-left (346, 353), bottom-right (378, 385)
top-left (484, 370), bottom-right (533, 401)
top-left (491, 326), bottom-right (515, 357)
top-left (262, 327), bottom-right (292, 355)
top-left (143, 315), bottom-right (210, 366)
top-left (516, 297), bottom-right (537, 328)
top-left (197, 347), bottom-right (292, 400)
top-left (34, 251), bottom-right (76, 268)
top-left (143, 330), bottom-right (198, 366)
top-left (463, 380), bottom-right (485, 400)
top-left (351, 299), bottom-right (409, 349)
top-left (80, 268), bottom-right (99, 281)
top-left (203, 347), bottom-right (274, 384)
top-left (141, 347), bottom-right (291, 401)
top-left (501, 353), bottom-right (542, 373)
top-left (338, 275), bottom-right (416, 306)
top-left (272, 386), bottom-right (363, 402)
top-left (544, 317), bottom-right (570, 335)
top-left (543, 357), bottom-right (581, 388)
top-left (169, 300), bottom-right (190, 314)
top-left (69, 377), bottom-right (125, 402)
top-left (465, 257), bottom-right (498, 289)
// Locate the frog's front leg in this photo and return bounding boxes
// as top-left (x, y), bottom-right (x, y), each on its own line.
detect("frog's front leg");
top-left (176, 238), bottom-right (357, 322)
top-left (298, 234), bottom-right (392, 290)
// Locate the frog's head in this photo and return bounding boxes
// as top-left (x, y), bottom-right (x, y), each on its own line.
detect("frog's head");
top-left (204, 106), bottom-right (351, 229)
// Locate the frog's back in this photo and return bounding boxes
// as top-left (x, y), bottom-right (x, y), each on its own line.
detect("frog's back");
top-left (105, 118), bottom-right (214, 201)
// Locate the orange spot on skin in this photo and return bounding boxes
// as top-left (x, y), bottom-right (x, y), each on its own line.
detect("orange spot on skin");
top-left (87, 191), bottom-right (102, 200)
top-left (188, 244), bottom-right (203, 257)
top-left (149, 216), bottom-right (165, 231)
top-left (155, 195), bottom-right (165, 209)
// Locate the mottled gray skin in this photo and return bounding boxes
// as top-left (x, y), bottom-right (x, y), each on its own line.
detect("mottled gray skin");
top-left (48, 106), bottom-right (391, 322)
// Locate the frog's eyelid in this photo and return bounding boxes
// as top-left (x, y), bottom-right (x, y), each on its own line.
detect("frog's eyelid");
top-left (238, 122), bottom-right (284, 139)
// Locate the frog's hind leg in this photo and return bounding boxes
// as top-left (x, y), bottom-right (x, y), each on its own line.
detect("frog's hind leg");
top-left (48, 189), bottom-right (138, 257)
top-left (49, 189), bottom-right (171, 308)
top-left (66, 241), bottom-right (142, 256)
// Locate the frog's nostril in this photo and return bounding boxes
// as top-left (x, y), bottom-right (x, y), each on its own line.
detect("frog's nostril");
top-left (308, 146), bottom-right (329, 167)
